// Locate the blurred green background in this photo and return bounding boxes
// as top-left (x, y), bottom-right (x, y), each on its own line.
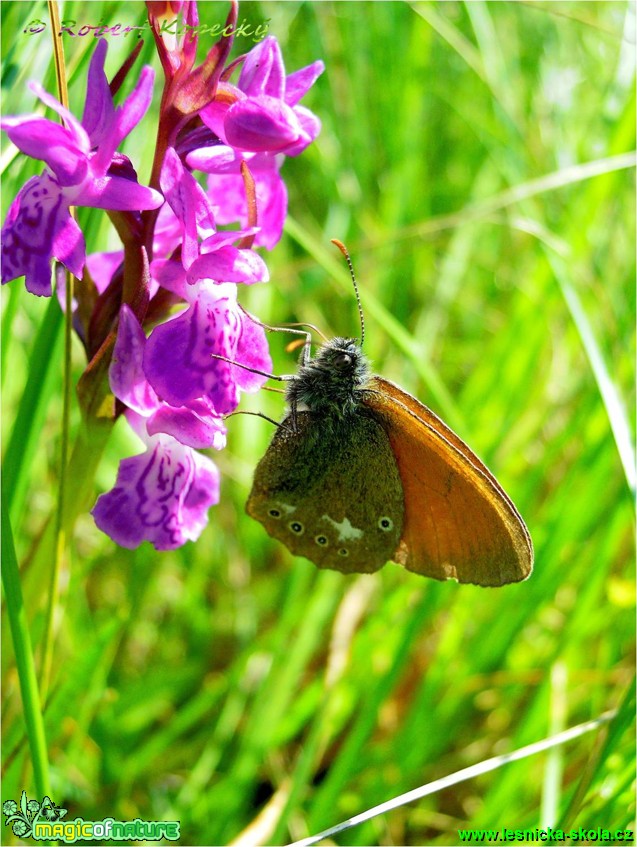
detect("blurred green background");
top-left (2, 1), bottom-right (635, 844)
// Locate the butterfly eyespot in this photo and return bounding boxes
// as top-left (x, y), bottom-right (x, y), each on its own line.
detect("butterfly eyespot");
top-left (315, 534), bottom-right (329, 546)
top-left (378, 516), bottom-right (394, 531)
top-left (289, 521), bottom-right (304, 535)
top-left (338, 548), bottom-right (349, 557)
top-left (268, 508), bottom-right (282, 519)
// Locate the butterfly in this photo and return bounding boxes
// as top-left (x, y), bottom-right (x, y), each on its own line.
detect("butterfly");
top-left (246, 243), bottom-right (533, 587)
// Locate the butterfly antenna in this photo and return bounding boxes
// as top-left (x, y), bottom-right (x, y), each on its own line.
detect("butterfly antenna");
top-left (331, 238), bottom-right (365, 348)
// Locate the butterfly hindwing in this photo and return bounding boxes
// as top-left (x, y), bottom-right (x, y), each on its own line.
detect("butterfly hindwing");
top-left (247, 410), bottom-right (404, 573)
top-left (364, 377), bottom-right (533, 586)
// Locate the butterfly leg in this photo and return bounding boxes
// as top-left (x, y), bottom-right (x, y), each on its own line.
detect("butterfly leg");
top-left (239, 310), bottom-right (320, 367)
top-left (210, 354), bottom-right (296, 382)
top-left (225, 409), bottom-right (282, 428)
top-left (213, 316), bottom-right (316, 434)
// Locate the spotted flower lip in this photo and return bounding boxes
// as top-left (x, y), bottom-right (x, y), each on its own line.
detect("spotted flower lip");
top-left (1, 173), bottom-right (86, 296)
top-left (91, 428), bottom-right (221, 550)
top-left (143, 282), bottom-right (271, 414)
top-left (93, 303), bottom-right (224, 548)
top-left (111, 304), bottom-right (228, 450)
top-left (1, 39), bottom-right (162, 296)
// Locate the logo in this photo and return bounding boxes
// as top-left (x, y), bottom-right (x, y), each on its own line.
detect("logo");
top-left (3, 793), bottom-right (67, 839)
top-left (3, 792), bottom-right (180, 842)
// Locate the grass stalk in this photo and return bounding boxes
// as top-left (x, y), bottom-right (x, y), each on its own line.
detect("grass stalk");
top-left (288, 712), bottom-right (616, 847)
top-left (1, 492), bottom-right (51, 799)
top-left (39, 0), bottom-right (75, 701)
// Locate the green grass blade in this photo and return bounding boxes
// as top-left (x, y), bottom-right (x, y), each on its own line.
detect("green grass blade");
top-left (550, 252), bottom-right (636, 497)
top-left (1, 486), bottom-right (51, 799)
top-left (3, 297), bottom-right (63, 523)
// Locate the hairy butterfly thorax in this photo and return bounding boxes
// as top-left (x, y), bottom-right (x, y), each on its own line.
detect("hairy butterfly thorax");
top-left (285, 337), bottom-right (373, 422)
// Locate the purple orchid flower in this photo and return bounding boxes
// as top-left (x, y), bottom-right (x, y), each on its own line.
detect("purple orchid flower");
top-left (138, 149), bottom-right (271, 422)
top-left (201, 37), bottom-right (324, 156)
top-left (187, 146), bottom-right (287, 250)
top-left (149, 145), bottom-right (269, 295)
top-left (1, 39), bottom-right (163, 296)
top-left (91, 304), bottom-right (225, 550)
top-left (92, 424), bottom-right (220, 550)
top-left (85, 150), bottom-right (268, 301)
top-left (144, 282), bottom-right (271, 414)
top-left (185, 36), bottom-right (323, 249)
top-left (110, 304), bottom-right (228, 449)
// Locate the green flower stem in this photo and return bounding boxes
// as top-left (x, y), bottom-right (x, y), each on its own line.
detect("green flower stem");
top-left (1, 492), bottom-right (51, 800)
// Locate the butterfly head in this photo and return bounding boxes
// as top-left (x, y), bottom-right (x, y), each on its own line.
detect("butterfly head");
top-left (286, 337), bottom-right (372, 418)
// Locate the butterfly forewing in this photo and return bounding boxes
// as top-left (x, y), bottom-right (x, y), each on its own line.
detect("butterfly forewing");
top-left (365, 377), bottom-right (533, 586)
top-left (247, 410), bottom-right (404, 573)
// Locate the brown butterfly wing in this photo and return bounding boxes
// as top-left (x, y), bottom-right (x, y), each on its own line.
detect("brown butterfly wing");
top-left (247, 411), bottom-right (404, 574)
top-left (364, 377), bottom-right (533, 586)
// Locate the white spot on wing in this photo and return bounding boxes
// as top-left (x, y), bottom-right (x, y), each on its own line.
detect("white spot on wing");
top-left (274, 502), bottom-right (296, 515)
top-left (322, 515), bottom-right (363, 541)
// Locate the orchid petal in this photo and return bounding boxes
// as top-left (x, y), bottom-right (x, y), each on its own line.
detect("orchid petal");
top-left (234, 313), bottom-right (272, 392)
top-left (238, 36), bottom-right (285, 99)
top-left (1, 116), bottom-right (88, 186)
top-left (285, 60), bottom-right (325, 106)
top-left (77, 175), bottom-right (164, 211)
top-left (187, 245), bottom-right (269, 285)
top-left (160, 148), bottom-right (215, 268)
top-left (92, 436), bottom-right (220, 550)
top-left (29, 80), bottom-right (88, 144)
top-left (186, 143), bottom-right (241, 173)
top-left (143, 282), bottom-right (243, 413)
top-left (86, 250), bottom-right (124, 294)
top-left (92, 66), bottom-right (156, 174)
top-left (280, 105), bottom-right (322, 156)
top-left (224, 96), bottom-right (301, 153)
top-left (200, 227), bottom-right (260, 250)
top-left (110, 305), bottom-right (160, 414)
top-left (150, 258), bottom-right (190, 299)
top-left (81, 39), bottom-right (114, 146)
top-left (205, 164), bottom-right (287, 250)
top-left (147, 400), bottom-right (227, 450)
